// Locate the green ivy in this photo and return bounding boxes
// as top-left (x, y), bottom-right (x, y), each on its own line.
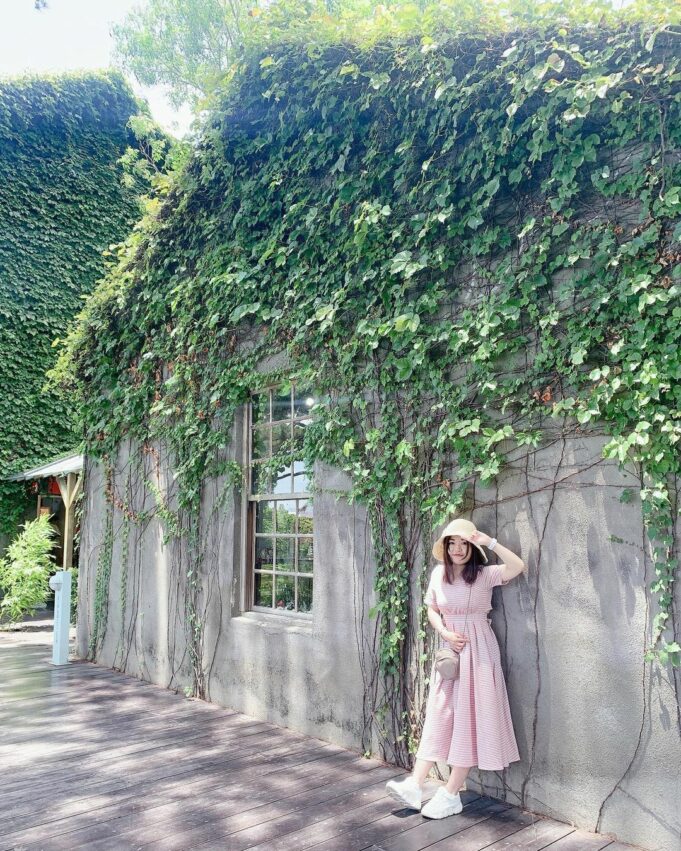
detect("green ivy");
top-left (55, 20), bottom-right (681, 759)
top-left (0, 71), bottom-right (142, 538)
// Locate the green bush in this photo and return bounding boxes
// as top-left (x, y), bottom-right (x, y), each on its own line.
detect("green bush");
top-left (0, 514), bottom-right (57, 623)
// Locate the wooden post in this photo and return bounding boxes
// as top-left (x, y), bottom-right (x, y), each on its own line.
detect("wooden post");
top-left (56, 472), bottom-right (82, 572)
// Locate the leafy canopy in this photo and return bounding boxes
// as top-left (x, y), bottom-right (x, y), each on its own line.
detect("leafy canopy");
top-left (112, 0), bottom-right (681, 107)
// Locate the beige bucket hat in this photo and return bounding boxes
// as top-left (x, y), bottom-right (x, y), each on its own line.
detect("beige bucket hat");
top-left (432, 517), bottom-right (488, 563)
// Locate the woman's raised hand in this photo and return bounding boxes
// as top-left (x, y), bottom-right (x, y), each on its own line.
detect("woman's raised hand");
top-left (444, 630), bottom-right (469, 652)
top-left (462, 530), bottom-right (492, 547)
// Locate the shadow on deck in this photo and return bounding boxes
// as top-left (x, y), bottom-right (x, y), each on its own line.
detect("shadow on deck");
top-left (0, 628), bottom-right (641, 851)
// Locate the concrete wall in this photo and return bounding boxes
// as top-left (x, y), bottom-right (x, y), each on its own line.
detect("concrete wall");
top-left (76, 424), bottom-right (681, 851)
top-left (76, 420), bottom-right (377, 753)
top-left (463, 434), bottom-right (681, 851)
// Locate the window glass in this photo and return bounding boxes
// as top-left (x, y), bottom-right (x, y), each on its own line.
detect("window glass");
top-left (272, 390), bottom-right (291, 422)
top-left (254, 573), bottom-right (273, 608)
top-left (251, 426), bottom-right (269, 461)
top-left (292, 460), bottom-right (310, 494)
top-left (272, 421), bottom-right (291, 456)
top-left (277, 538), bottom-right (295, 573)
top-left (298, 577), bottom-right (313, 613)
top-left (276, 501), bottom-right (296, 534)
top-left (273, 464), bottom-right (292, 494)
top-left (255, 537), bottom-right (274, 571)
top-left (251, 393), bottom-right (270, 426)
top-left (255, 501), bottom-right (275, 534)
top-left (298, 500), bottom-right (313, 534)
top-left (275, 575), bottom-right (295, 610)
top-left (298, 538), bottom-right (313, 573)
top-left (293, 390), bottom-right (315, 419)
top-left (251, 463), bottom-right (271, 496)
top-left (249, 384), bottom-right (313, 615)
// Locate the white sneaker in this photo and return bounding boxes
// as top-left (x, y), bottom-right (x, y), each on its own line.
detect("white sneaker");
top-left (385, 776), bottom-right (422, 810)
top-left (421, 787), bottom-right (463, 819)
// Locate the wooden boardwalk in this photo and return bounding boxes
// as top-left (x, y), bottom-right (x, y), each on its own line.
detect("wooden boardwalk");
top-left (0, 629), bottom-right (641, 851)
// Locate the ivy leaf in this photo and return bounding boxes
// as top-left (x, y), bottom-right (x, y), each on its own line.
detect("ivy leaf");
top-left (229, 302), bottom-right (261, 323)
top-left (546, 52), bottom-right (565, 73)
top-left (394, 314), bottom-right (420, 333)
top-left (390, 250), bottom-right (412, 274)
top-left (434, 77), bottom-right (456, 100)
top-left (517, 218), bottom-right (536, 239)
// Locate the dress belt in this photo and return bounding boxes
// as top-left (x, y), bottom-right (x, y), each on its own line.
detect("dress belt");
top-left (443, 611), bottom-right (491, 618)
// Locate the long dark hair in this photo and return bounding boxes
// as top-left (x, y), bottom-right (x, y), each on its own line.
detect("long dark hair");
top-left (443, 536), bottom-right (484, 585)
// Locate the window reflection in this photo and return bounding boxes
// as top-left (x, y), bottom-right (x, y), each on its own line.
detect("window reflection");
top-left (272, 391), bottom-right (291, 422)
top-left (254, 573), bottom-right (273, 608)
top-left (256, 501), bottom-right (274, 534)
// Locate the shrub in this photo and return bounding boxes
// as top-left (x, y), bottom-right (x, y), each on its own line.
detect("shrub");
top-left (0, 514), bottom-right (57, 623)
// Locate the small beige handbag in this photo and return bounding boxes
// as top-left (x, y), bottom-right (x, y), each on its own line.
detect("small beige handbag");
top-left (434, 583), bottom-right (472, 681)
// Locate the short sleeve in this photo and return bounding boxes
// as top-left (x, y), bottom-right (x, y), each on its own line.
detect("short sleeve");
top-left (423, 565), bottom-right (441, 609)
top-left (485, 563), bottom-right (510, 589)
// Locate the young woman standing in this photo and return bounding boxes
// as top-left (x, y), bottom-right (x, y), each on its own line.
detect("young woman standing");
top-left (386, 517), bottom-right (525, 819)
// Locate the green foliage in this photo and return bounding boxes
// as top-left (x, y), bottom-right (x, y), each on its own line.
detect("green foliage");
top-left (0, 71), bottom-right (143, 538)
top-left (56, 16), bottom-right (681, 754)
top-left (112, 0), bottom-right (681, 107)
top-left (112, 0), bottom-right (250, 108)
top-left (0, 514), bottom-right (56, 622)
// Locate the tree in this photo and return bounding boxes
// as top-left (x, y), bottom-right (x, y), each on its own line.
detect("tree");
top-left (113, 0), bottom-right (680, 110)
top-left (112, 0), bottom-right (250, 108)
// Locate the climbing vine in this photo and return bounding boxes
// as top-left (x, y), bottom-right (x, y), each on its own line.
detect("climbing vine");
top-left (0, 71), bottom-right (143, 539)
top-left (55, 13), bottom-right (681, 763)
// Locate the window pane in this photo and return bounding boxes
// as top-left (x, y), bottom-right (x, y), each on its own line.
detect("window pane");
top-left (293, 390), bottom-right (315, 418)
top-left (275, 575), bottom-right (295, 610)
top-left (272, 388), bottom-right (291, 422)
top-left (254, 573), bottom-right (273, 608)
top-left (276, 501), bottom-right (296, 534)
top-left (251, 426), bottom-right (270, 461)
top-left (292, 460), bottom-right (310, 493)
top-left (293, 420), bottom-right (309, 447)
top-left (298, 576), bottom-right (313, 613)
top-left (251, 463), bottom-right (271, 495)
top-left (273, 464), bottom-right (292, 494)
top-left (256, 501), bottom-right (274, 534)
top-left (272, 421), bottom-right (291, 456)
top-left (298, 537), bottom-right (313, 573)
top-left (277, 538), bottom-right (295, 573)
top-left (255, 537), bottom-right (274, 571)
top-left (251, 393), bottom-right (270, 426)
top-left (298, 500), bottom-right (313, 535)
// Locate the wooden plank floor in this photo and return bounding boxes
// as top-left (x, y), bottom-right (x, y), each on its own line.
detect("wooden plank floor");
top-left (0, 628), bottom-right (642, 851)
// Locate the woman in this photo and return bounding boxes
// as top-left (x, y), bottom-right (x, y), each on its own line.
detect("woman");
top-left (386, 517), bottom-right (525, 819)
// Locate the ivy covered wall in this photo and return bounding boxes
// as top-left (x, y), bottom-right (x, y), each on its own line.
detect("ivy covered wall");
top-left (62, 19), bottom-right (681, 848)
top-left (0, 71), bottom-right (142, 538)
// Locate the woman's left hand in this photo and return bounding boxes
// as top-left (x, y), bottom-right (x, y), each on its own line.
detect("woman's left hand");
top-left (463, 530), bottom-right (492, 547)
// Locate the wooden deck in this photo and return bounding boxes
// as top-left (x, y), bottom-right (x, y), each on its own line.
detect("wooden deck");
top-left (0, 628), bottom-right (641, 851)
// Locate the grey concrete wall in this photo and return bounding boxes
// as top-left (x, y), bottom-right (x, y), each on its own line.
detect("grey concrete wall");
top-left (76, 423), bottom-right (377, 753)
top-left (76, 425), bottom-right (681, 851)
top-left (462, 434), bottom-right (681, 851)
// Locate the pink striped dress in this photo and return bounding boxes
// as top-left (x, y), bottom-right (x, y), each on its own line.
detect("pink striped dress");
top-left (416, 562), bottom-right (520, 770)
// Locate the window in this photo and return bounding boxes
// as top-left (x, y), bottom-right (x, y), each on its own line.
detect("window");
top-left (248, 384), bottom-right (315, 614)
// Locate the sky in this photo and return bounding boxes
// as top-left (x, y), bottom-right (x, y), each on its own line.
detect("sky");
top-left (0, 0), bottom-right (193, 136)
